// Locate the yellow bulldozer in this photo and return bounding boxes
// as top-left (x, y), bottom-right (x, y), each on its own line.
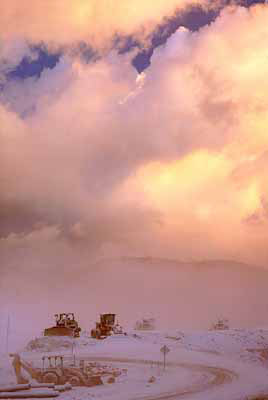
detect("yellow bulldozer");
top-left (44, 313), bottom-right (81, 338)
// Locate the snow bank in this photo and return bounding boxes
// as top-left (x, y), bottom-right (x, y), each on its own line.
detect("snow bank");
top-left (163, 328), bottom-right (268, 365)
top-left (23, 328), bottom-right (268, 365)
top-left (5, 328), bottom-right (268, 400)
top-left (25, 335), bottom-right (97, 353)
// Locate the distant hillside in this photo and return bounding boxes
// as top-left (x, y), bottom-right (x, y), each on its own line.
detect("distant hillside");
top-left (1, 256), bottom-right (268, 351)
top-left (91, 256), bottom-right (268, 329)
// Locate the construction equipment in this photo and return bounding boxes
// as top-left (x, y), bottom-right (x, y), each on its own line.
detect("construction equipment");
top-left (91, 314), bottom-right (125, 339)
top-left (135, 318), bottom-right (155, 331)
top-left (44, 313), bottom-right (81, 338)
top-left (210, 318), bottom-right (229, 331)
top-left (10, 354), bottom-right (103, 387)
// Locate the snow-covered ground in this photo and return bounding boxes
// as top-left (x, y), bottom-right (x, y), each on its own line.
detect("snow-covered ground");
top-left (2, 329), bottom-right (268, 400)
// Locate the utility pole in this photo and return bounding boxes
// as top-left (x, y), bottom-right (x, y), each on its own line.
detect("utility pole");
top-left (6, 314), bottom-right (10, 354)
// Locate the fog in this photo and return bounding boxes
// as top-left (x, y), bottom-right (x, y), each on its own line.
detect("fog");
top-left (1, 257), bottom-right (268, 353)
top-left (1, 3), bottom-right (268, 353)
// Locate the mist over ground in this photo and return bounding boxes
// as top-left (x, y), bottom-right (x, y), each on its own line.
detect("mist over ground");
top-left (1, 257), bottom-right (268, 353)
top-left (1, 1), bottom-right (268, 353)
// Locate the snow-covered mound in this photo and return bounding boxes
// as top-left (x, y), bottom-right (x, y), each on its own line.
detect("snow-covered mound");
top-left (164, 328), bottom-right (268, 365)
top-left (25, 334), bottom-right (96, 352)
top-left (167, 329), bottom-right (268, 353)
top-left (24, 332), bottom-right (139, 353)
top-left (7, 328), bottom-right (268, 400)
top-left (24, 328), bottom-right (268, 366)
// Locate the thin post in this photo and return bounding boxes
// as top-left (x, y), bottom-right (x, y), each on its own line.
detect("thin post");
top-left (6, 314), bottom-right (10, 354)
top-left (72, 341), bottom-right (76, 366)
top-left (72, 331), bottom-right (76, 366)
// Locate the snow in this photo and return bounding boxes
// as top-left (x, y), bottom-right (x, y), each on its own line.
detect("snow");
top-left (1, 329), bottom-right (268, 400)
top-left (165, 328), bottom-right (268, 363)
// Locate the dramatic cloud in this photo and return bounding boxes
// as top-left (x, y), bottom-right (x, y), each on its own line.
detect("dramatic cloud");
top-left (0, 0), bottom-right (219, 50)
top-left (0, 39), bottom-right (37, 85)
top-left (1, 2), bottom-right (268, 332)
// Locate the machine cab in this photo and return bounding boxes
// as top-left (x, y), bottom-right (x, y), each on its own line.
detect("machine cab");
top-left (100, 314), bottom-right (116, 326)
top-left (55, 313), bottom-right (75, 327)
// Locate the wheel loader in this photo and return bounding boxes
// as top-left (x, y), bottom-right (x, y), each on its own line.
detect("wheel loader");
top-left (91, 314), bottom-right (125, 339)
top-left (9, 354), bottom-right (121, 387)
top-left (44, 313), bottom-right (81, 338)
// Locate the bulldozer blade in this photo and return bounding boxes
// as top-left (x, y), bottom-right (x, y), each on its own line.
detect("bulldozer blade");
top-left (44, 327), bottom-right (74, 337)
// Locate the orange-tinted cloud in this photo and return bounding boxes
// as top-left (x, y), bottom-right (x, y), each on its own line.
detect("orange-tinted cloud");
top-left (1, 3), bottom-right (268, 332)
top-left (0, 0), bottom-right (216, 49)
top-left (1, 4), bottom-right (268, 264)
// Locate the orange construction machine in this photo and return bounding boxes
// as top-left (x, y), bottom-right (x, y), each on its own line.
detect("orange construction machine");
top-left (44, 313), bottom-right (81, 338)
top-left (9, 353), bottom-right (122, 386)
top-left (91, 314), bottom-right (125, 339)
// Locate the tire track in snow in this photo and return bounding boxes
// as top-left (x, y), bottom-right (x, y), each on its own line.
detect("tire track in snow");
top-left (24, 353), bottom-right (238, 399)
top-left (69, 355), bottom-right (238, 399)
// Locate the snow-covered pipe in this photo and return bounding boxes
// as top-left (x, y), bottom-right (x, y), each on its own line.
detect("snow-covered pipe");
top-left (0, 389), bottom-right (59, 398)
top-left (0, 385), bottom-right (30, 393)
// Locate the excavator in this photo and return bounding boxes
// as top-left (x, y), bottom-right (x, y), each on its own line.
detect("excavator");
top-left (10, 354), bottom-right (109, 386)
top-left (91, 314), bottom-right (125, 339)
top-left (44, 313), bottom-right (81, 338)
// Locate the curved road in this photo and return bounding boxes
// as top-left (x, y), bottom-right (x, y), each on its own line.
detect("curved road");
top-left (25, 353), bottom-right (238, 399)
top-left (72, 355), bottom-right (239, 399)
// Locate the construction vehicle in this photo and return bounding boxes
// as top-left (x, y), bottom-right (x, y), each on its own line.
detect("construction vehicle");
top-left (135, 318), bottom-right (155, 331)
top-left (91, 314), bottom-right (125, 339)
top-left (210, 318), bottom-right (229, 331)
top-left (9, 354), bottom-right (114, 386)
top-left (44, 313), bottom-right (81, 338)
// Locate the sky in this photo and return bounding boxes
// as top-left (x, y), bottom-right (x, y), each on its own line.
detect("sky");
top-left (1, 0), bottom-right (268, 334)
